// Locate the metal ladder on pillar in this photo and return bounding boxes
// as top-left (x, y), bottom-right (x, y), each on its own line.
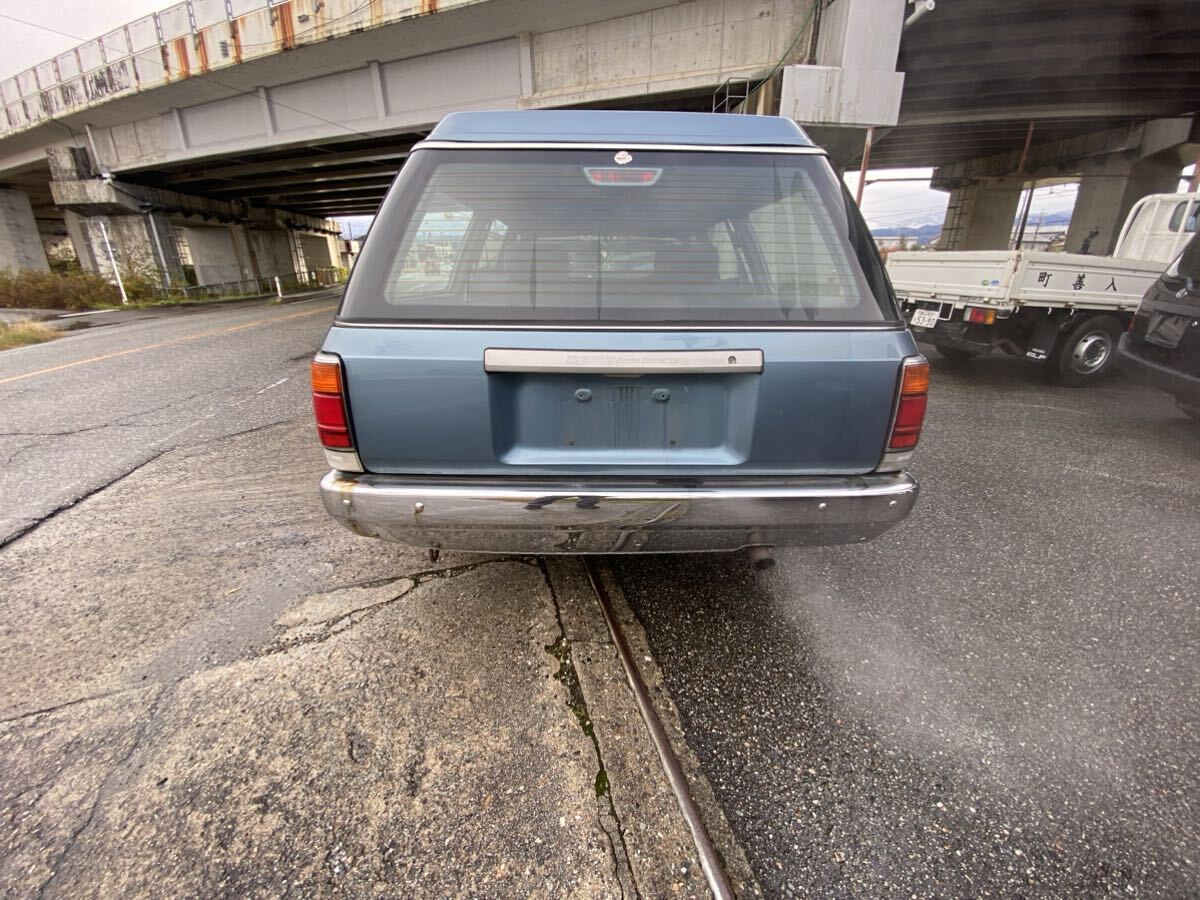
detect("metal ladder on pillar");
top-left (940, 191), bottom-right (967, 250)
top-left (712, 78), bottom-right (751, 114)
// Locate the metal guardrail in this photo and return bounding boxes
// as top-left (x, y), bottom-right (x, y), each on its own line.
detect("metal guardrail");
top-left (173, 267), bottom-right (343, 299)
top-left (1, 0), bottom-right (455, 139)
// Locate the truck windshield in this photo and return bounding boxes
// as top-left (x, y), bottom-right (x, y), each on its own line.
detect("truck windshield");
top-left (341, 148), bottom-right (899, 325)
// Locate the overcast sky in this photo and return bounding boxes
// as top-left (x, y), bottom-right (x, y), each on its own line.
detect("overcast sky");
top-left (0, 1), bottom-right (163, 78)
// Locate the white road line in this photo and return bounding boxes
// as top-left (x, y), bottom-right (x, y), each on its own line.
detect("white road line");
top-left (257, 377), bottom-right (289, 393)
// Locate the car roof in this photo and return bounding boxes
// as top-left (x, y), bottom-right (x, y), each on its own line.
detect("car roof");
top-left (426, 110), bottom-right (815, 148)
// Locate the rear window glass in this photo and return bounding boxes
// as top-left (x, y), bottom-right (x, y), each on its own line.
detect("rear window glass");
top-left (342, 148), bottom-right (898, 325)
top-left (1168, 201), bottom-right (1199, 234)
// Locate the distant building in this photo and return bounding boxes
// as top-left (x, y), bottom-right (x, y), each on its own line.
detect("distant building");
top-left (338, 238), bottom-right (361, 270)
top-left (1016, 229), bottom-right (1066, 251)
top-left (874, 234), bottom-right (927, 251)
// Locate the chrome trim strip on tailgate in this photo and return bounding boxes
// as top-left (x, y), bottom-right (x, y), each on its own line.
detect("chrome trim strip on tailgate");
top-left (483, 348), bottom-right (764, 374)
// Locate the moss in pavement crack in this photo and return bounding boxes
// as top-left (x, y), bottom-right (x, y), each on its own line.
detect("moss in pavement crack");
top-left (546, 636), bottom-right (608, 799)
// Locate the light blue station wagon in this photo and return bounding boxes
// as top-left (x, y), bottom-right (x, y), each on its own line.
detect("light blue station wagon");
top-left (312, 110), bottom-right (928, 566)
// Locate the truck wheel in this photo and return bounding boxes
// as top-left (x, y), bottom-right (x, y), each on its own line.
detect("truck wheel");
top-left (1053, 316), bottom-right (1122, 387)
top-left (934, 344), bottom-right (979, 363)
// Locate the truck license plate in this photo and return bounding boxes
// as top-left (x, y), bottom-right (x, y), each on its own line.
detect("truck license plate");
top-left (910, 308), bottom-right (939, 329)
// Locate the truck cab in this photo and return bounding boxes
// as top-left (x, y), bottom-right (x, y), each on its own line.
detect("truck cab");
top-left (312, 110), bottom-right (927, 564)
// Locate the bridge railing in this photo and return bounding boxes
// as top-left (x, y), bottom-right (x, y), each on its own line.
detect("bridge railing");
top-left (1, 0), bottom-right (455, 140)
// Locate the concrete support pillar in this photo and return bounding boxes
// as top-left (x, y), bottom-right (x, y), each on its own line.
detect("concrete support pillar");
top-left (298, 232), bottom-right (339, 281)
top-left (180, 225), bottom-right (251, 287)
top-left (938, 180), bottom-right (1024, 251)
top-left (779, 0), bottom-right (906, 168)
top-left (248, 229), bottom-right (295, 279)
top-left (63, 211), bottom-right (166, 285)
top-left (0, 188), bottom-right (50, 271)
top-left (1065, 157), bottom-right (1182, 255)
top-left (145, 211), bottom-right (185, 288)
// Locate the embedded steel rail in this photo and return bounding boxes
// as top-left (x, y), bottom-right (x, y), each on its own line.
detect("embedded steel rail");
top-left (582, 559), bottom-right (735, 900)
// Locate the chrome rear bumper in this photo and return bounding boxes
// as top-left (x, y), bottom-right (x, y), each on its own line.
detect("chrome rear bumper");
top-left (320, 471), bottom-right (918, 554)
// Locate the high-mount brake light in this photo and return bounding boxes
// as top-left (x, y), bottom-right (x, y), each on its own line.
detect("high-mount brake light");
top-left (582, 167), bottom-right (663, 186)
top-left (311, 354), bottom-right (353, 449)
top-left (887, 357), bottom-right (930, 452)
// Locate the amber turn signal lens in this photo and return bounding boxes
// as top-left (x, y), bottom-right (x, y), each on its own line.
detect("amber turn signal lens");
top-left (900, 359), bottom-right (930, 396)
top-left (311, 358), bottom-right (342, 394)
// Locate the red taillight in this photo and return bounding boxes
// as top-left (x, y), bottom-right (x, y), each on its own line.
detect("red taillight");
top-left (888, 357), bottom-right (930, 451)
top-left (965, 307), bottom-right (996, 325)
top-left (312, 355), bottom-right (353, 449)
top-left (582, 167), bottom-right (663, 185)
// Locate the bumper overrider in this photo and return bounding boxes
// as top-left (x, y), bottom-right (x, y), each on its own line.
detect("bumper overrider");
top-left (320, 471), bottom-right (919, 554)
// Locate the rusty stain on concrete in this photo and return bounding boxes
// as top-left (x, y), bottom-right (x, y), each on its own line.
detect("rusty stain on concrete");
top-left (229, 20), bottom-right (243, 65)
top-left (194, 35), bottom-right (210, 74)
top-left (172, 38), bottom-right (191, 79)
top-left (273, 0), bottom-right (296, 51)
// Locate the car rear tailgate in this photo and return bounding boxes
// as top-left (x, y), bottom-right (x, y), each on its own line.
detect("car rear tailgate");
top-left (324, 325), bottom-right (915, 477)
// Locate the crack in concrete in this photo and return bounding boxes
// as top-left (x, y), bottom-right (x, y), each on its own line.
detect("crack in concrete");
top-left (260, 559), bottom-right (525, 656)
top-left (322, 556), bottom-right (539, 594)
top-left (34, 685), bottom-right (167, 900)
top-left (1, 418), bottom-right (296, 552)
top-left (0, 450), bottom-right (170, 551)
top-left (538, 558), bottom-right (640, 900)
top-left (0, 423), bottom-right (144, 467)
top-left (0, 392), bottom-right (203, 459)
top-left (0, 685), bottom-right (148, 727)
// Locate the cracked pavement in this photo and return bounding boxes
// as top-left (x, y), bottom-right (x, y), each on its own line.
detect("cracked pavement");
top-left (0, 418), bottom-right (710, 897)
top-left (0, 295), bottom-right (341, 546)
top-left (0, 300), bottom-right (746, 897)
top-left (616, 354), bottom-right (1200, 898)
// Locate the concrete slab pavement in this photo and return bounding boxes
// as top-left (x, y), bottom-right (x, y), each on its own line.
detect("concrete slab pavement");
top-left (0, 418), bottom-right (746, 897)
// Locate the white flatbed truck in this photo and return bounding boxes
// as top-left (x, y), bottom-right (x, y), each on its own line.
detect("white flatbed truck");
top-left (887, 192), bottom-right (1200, 385)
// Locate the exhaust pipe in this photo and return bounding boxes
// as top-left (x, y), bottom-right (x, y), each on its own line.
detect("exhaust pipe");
top-left (746, 545), bottom-right (776, 571)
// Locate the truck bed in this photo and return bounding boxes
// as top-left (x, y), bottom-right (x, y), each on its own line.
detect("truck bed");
top-left (887, 250), bottom-right (1162, 313)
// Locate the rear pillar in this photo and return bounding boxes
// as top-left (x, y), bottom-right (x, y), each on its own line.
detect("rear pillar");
top-left (0, 187), bottom-right (50, 271)
top-left (1065, 157), bottom-right (1182, 255)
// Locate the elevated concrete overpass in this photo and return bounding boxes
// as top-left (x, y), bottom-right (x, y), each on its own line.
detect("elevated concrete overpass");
top-left (858, 0), bottom-right (1200, 254)
top-left (0, 0), bottom-right (1196, 284)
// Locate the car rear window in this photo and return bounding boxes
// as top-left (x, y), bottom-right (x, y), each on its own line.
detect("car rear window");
top-left (341, 147), bottom-right (899, 325)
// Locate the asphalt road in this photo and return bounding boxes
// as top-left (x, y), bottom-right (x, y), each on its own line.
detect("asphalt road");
top-left (3, 304), bottom-right (1197, 897)
top-left (616, 353), bottom-right (1200, 898)
top-left (0, 292), bottom-right (341, 545)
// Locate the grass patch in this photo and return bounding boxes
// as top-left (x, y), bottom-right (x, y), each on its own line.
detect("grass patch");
top-left (0, 267), bottom-right (126, 310)
top-left (0, 319), bottom-right (57, 350)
